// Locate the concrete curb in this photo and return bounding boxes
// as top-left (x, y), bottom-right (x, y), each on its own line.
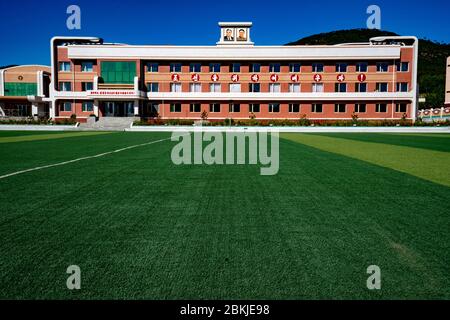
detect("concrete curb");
top-left (125, 126), bottom-right (450, 133)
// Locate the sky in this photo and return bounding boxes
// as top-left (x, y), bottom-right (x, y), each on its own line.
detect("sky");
top-left (0, 0), bottom-right (449, 66)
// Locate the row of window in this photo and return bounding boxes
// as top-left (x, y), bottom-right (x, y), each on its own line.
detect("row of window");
top-left (60, 101), bottom-right (94, 112)
top-left (165, 103), bottom-right (408, 113)
top-left (59, 61), bottom-right (410, 74)
top-left (59, 62), bottom-right (94, 72)
top-left (149, 62), bottom-right (409, 73)
top-left (59, 101), bottom-right (408, 113)
top-left (147, 82), bottom-right (410, 93)
top-left (57, 80), bottom-right (409, 93)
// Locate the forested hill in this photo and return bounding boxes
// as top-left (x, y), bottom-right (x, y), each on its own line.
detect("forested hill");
top-left (286, 29), bottom-right (450, 108)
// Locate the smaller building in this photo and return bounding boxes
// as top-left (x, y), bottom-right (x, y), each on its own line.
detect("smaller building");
top-left (0, 65), bottom-right (51, 118)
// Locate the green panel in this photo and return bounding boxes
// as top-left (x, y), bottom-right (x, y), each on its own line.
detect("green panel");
top-left (4, 82), bottom-right (37, 96)
top-left (101, 61), bottom-right (136, 84)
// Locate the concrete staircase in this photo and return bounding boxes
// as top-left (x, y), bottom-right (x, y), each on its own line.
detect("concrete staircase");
top-left (78, 117), bottom-right (136, 131)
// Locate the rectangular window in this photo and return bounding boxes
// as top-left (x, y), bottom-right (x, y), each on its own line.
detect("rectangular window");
top-left (336, 63), bottom-right (348, 73)
top-left (209, 63), bottom-right (221, 72)
top-left (249, 83), bottom-right (260, 93)
top-left (101, 61), bottom-right (136, 84)
top-left (396, 82), bottom-right (409, 92)
top-left (289, 63), bottom-right (301, 73)
top-left (269, 63), bottom-right (281, 73)
top-left (376, 83), bottom-right (388, 92)
top-left (229, 83), bottom-right (241, 92)
top-left (268, 103), bottom-right (280, 113)
top-left (147, 82), bottom-right (159, 92)
top-left (147, 62), bottom-right (159, 72)
top-left (354, 104), bottom-right (366, 113)
top-left (312, 63), bottom-right (324, 72)
top-left (312, 83), bottom-right (324, 92)
top-left (249, 103), bottom-right (260, 113)
top-left (189, 63), bottom-right (201, 73)
top-left (335, 83), bottom-right (347, 92)
top-left (170, 103), bottom-right (182, 113)
top-left (355, 83), bottom-right (367, 92)
top-left (377, 62), bottom-right (389, 72)
top-left (170, 83), bottom-right (182, 92)
top-left (170, 63), bottom-right (182, 72)
top-left (229, 103), bottom-right (240, 113)
top-left (231, 63), bottom-right (241, 73)
top-left (269, 83), bottom-right (281, 93)
top-left (289, 104), bottom-right (300, 113)
top-left (82, 101), bottom-right (94, 112)
top-left (289, 83), bottom-right (300, 93)
top-left (81, 82), bottom-right (93, 91)
top-left (190, 103), bottom-right (201, 112)
top-left (210, 103), bottom-right (221, 113)
top-left (396, 62), bottom-right (409, 72)
top-left (376, 103), bottom-right (387, 113)
top-left (396, 103), bottom-right (408, 113)
top-left (59, 82), bottom-right (72, 91)
top-left (209, 83), bottom-right (221, 92)
top-left (148, 103), bottom-right (159, 114)
top-left (190, 83), bottom-right (201, 92)
top-left (312, 104), bottom-right (323, 113)
top-left (59, 62), bottom-right (71, 72)
top-left (251, 63), bottom-right (261, 73)
top-left (356, 62), bottom-right (368, 72)
top-left (335, 104), bottom-right (346, 113)
top-left (60, 102), bottom-right (72, 112)
top-left (81, 62), bottom-right (93, 72)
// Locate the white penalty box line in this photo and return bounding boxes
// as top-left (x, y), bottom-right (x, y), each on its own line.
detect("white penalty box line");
top-left (0, 137), bottom-right (174, 180)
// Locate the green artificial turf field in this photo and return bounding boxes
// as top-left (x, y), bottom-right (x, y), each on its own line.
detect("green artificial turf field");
top-left (0, 131), bottom-right (449, 299)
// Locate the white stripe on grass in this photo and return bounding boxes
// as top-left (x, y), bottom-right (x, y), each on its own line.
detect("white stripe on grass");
top-left (0, 137), bottom-right (172, 180)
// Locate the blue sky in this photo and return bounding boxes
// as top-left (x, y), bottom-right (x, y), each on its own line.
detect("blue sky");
top-left (0, 0), bottom-right (448, 66)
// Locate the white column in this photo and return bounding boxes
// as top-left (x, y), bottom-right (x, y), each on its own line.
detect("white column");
top-left (134, 100), bottom-right (139, 116)
top-left (32, 103), bottom-right (39, 117)
top-left (94, 99), bottom-right (99, 117)
top-left (93, 76), bottom-right (99, 90)
top-left (0, 69), bottom-right (5, 96)
top-left (49, 100), bottom-right (56, 119)
top-left (36, 71), bottom-right (43, 96)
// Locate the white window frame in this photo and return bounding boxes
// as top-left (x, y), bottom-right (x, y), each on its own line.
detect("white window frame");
top-left (289, 83), bottom-right (300, 93)
top-left (190, 83), bottom-right (202, 93)
top-left (170, 83), bottom-right (182, 93)
top-left (269, 83), bottom-right (281, 93)
top-left (312, 83), bottom-right (324, 93)
top-left (59, 62), bottom-right (71, 72)
top-left (229, 83), bottom-right (241, 93)
top-left (209, 83), bottom-right (221, 93)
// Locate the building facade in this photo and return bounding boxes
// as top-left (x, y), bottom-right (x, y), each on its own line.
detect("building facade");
top-left (446, 56), bottom-right (450, 107)
top-left (0, 65), bottom-right (51, 117)
top-left (49, 23), bottom-right (419, 122)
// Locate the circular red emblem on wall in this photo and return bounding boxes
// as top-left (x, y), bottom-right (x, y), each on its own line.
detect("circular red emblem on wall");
top-left (231, 74), bottom-right (240, 82)
top-left (171, 73), bottom-right (180, 82)
top-left (191, 73), bottom-right (200, 82)
top-left (357, 74), bottom-right (367, 82)
top-left (313, 74), bottom-right (322, 82)
top-left (337, 74), bottom-right (346, 82)
top-left (251, 74), bottom-right (260, 82)
top-left (290, 74), bottom-right (299, 82)
top-left (211, 73), bottom-right (219, 82)
top-left (270, 74), bottom-right (279, 82)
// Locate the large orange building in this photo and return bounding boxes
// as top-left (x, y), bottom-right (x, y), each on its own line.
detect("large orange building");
top-left (48, 22), bottom-right (419, 122)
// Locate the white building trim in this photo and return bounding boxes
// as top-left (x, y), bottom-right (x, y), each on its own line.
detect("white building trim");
top-left (67, 45), bottom-right (402, 61)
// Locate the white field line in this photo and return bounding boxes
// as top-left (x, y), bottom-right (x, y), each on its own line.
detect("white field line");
top-left (0, 137), bottom-right (173, 180)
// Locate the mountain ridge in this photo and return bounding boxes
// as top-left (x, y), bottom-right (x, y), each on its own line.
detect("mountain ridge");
top-left (286, 29), bottom-right (450, 108)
